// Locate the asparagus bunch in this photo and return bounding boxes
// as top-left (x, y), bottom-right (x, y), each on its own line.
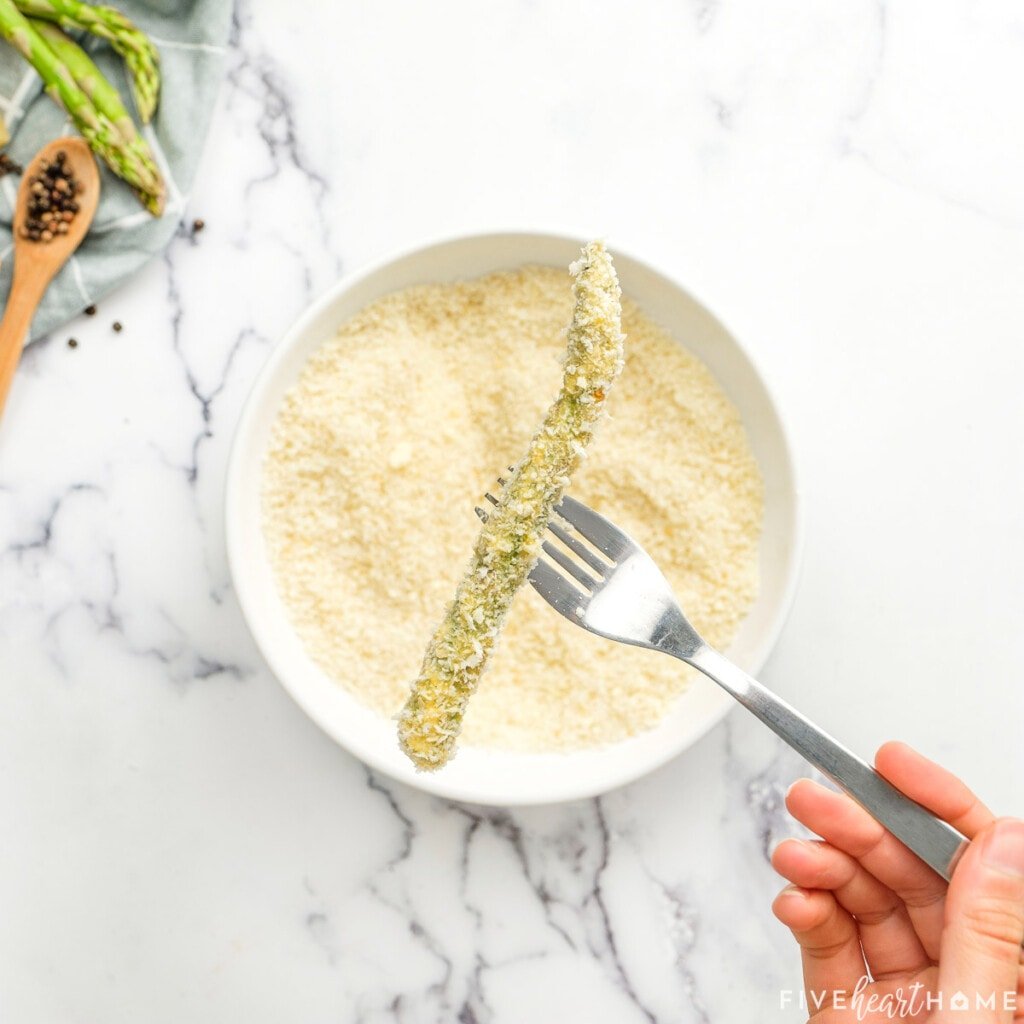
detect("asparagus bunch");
top-left (34, 19), bottom-right (164, 212)
top-left (0, 0), bottom-right (164, 213)
top-left (15, 0), bottom-right (159, 122)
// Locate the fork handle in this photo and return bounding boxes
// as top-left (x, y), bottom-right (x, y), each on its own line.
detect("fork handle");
top-left (687, 644), bottom-right (969, 882)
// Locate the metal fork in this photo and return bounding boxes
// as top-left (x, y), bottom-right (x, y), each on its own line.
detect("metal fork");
top-left (480, 488), bottom-right (968, 881)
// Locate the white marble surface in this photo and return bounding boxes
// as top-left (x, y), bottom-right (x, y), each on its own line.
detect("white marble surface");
top-left (1, 1), bottom-right (1023, 1020)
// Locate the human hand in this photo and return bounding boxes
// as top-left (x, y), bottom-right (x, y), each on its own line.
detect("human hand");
top-left (772, 742), bottom-right (1024, 1022)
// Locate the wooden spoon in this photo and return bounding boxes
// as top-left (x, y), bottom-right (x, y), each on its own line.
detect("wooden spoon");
top-left (0, 137), bottom-right (100, 420)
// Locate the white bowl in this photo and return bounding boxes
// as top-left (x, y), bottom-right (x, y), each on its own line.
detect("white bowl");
top-left (226, 231), bottom-right (801, 806)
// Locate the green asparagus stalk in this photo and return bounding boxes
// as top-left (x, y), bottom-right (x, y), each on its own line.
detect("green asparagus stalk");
top-left (32, 19), bottom-right (164, 213)
top-left (0, 0), bottom-right (164, 213)
top-left (15, 0), bottom-right (159, 122)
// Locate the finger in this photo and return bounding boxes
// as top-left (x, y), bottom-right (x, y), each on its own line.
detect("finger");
top-left (875, 742), bottom-right (995, 839)
top-left (787, 779), bottom-right (948, 958)
top-left (773, 838), bottom-right (931, 979)
top-left (938, 819), bottom-right (1024, 1024)
top-left (772, 885), bottom-right (867, 1009)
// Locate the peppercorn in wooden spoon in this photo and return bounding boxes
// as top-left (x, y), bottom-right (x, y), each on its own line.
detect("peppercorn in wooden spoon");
top-left (0, 136), bottom-right (100, 423)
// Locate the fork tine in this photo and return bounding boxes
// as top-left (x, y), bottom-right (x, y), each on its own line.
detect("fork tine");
top-left (554, 495), bottom-right (632, 561)
top-left (528, 558), bottom-right (588, 619)
top-left (484, 475), bottom-right (625, 566)
top-left (541, 540), bottom-right (598, 591)
top-left (546, 518), bottom-right (609, 575)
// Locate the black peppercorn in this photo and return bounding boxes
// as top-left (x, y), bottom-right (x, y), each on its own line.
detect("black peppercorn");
top-left (21, 154), bottom-right (82, 243)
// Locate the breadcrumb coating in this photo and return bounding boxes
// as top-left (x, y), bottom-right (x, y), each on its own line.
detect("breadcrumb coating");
top-left (397, 241), bottom-right (624, 770)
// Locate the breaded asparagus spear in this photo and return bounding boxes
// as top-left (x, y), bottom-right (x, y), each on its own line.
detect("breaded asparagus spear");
top-left (398, 241), bottom-right (625, 771)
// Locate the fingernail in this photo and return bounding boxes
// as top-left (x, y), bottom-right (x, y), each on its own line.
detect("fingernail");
top-left (785, 779), bottom-right (812, 799)
top-left (781, 837), bottom-right (817, 856)
top-left (982, 821), bottom-right (1024, 879)
top-left (779, 885), bottom-right (808, 901)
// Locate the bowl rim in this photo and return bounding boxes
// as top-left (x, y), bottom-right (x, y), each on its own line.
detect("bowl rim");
top-left (225, 228), bottom-right (804, 805)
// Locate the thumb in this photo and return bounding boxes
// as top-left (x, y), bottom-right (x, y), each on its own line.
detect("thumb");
top-left (938, 818), bottom-right (1024, 1023)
